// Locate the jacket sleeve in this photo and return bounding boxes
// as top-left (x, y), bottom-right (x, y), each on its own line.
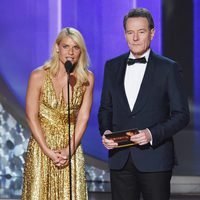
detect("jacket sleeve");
top-left (98, 61), bottom-right (113, 135)
top-left (149, 62), bottom-right (190, 147)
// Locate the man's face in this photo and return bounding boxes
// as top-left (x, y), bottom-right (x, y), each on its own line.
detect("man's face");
top-left (125, 17), bottom-right (155, 58)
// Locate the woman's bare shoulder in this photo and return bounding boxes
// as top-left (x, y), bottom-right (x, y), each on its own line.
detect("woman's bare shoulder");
top-left (28, 67), bottom-right (48, 88)
top-left (84, 70), bottom-right (94, 89)
top-left (30, 67), bottom-right (47, 81)
top-left (87, 70), bottom-right (94, 82)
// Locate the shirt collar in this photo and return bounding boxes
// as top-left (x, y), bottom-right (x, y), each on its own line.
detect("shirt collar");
top-left (129, 49), bottom-right (150, 62)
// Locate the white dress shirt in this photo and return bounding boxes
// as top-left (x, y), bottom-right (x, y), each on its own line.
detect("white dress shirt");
top-left (124, 49), bottom-right (150, 111)
top-left (124, 49), bottom-right (152, 144)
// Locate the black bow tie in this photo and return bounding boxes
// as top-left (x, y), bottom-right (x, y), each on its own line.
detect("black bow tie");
top-left (127, 57), bottom-right (147, 65)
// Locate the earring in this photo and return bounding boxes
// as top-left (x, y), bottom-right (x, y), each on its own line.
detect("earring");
top-left (56, 49), bottom-right (59, 53)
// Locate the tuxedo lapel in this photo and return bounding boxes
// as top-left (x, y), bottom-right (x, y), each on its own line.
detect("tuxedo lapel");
top-left (132, 51), bottom-right (157, 114)
top-left (117, 53), bottom-right (132, 113)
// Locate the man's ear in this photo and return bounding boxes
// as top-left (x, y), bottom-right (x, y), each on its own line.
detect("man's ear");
top-left (124, 30), bottom-right (128, 41)
top-left (150, 28), bottom-right (155, 40)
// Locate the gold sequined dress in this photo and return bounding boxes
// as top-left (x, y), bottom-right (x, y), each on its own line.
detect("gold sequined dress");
top-left (22, 69), bottom-right (88, 200)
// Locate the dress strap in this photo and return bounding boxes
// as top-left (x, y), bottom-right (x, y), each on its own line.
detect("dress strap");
top-left (45, 68), bottom-right (51, 81)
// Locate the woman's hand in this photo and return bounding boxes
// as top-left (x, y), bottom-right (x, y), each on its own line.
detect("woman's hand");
top-left (44, 148), bottom-right (62, 165)
top-left (54, 148), bottom-right (69, 167)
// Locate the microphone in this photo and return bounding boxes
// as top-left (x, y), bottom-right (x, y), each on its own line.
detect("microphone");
top-left (64, 59), bottom-right (74, 200)
top-left (65, 60), bottom-right (74, 74)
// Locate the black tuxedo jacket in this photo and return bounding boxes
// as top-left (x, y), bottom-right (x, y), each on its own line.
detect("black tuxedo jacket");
top-left (98, 50), bottom-right (190, 172)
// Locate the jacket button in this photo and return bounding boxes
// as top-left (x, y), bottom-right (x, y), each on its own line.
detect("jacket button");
top-left (132, 115), bottom-right (135, 118)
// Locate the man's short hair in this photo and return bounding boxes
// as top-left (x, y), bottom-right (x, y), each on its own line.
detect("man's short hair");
top-left (123, 8), bottom-right (154, 30)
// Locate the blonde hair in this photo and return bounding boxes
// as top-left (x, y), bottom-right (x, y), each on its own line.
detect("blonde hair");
top-left (43, 27), bottom-right (90, 83)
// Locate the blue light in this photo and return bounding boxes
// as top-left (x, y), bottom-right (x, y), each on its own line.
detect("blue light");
top-left (194, 0), bottom-right (200, 130)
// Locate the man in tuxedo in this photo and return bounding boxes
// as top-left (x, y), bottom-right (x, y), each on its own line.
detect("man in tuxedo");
top-left (98, 8), bottom-right (190, 200)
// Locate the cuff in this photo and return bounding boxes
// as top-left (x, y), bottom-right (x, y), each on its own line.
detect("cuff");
top-left (146, 128), bottom-right (153, 145)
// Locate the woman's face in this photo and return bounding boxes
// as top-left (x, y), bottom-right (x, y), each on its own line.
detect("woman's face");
top-left (57, 36), bottom-right (81, 65)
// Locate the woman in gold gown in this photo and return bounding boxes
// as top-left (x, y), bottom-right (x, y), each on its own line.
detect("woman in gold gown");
top-left (22, 27), bottom-right (94, 200)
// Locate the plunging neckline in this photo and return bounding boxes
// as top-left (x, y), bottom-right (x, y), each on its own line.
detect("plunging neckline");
top-left (49, 76), bottom-right (73, 106)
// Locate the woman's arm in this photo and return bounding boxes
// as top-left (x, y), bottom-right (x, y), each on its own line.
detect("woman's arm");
top-left (26, 69), bottom-right (60, 164)
top-left (60, 71), bottom-right (94, 162)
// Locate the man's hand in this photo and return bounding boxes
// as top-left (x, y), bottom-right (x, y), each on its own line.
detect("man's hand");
top-left (130, 129), bottom-right (152, 145)
top-left (102, 130), bottom-right (118, 149)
